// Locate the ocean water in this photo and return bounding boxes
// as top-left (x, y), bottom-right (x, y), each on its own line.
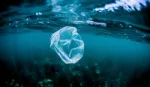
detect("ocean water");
top-left (0, 0), bottom-right (150, 87)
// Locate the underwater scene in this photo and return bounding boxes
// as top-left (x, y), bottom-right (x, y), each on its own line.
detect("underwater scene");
top-left (0, 0), bottom-right (150, 87)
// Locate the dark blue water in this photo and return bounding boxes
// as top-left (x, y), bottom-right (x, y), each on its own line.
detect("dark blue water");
top-left (0, 0), bottom-right (150, 87)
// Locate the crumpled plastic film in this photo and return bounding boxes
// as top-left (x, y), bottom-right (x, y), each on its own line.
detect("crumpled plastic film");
top-left (50, 26), bottom-right (84, 64)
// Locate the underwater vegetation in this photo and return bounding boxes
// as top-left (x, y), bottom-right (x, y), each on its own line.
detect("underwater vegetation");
top-left (0, 0), bottom-right (150, 87)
